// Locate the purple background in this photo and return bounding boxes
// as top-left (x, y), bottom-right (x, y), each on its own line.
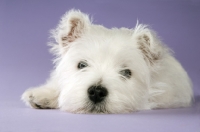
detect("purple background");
top-left (0, 0), bottom-right (200, 132)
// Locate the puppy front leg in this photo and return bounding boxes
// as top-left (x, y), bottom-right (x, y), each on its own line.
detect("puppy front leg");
top-left (21, 80), bottom-right (59, 109)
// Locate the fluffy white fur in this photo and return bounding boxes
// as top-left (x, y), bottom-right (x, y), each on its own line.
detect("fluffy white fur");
top-left (21, 9), bottom-right (193, 114)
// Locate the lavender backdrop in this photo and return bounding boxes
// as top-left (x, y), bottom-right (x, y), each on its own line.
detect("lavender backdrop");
top-left (0, 0), bottom-right (200, 132)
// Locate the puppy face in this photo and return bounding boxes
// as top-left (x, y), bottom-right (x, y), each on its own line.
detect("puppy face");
top-left (50, 10), bottom-right (164, 113)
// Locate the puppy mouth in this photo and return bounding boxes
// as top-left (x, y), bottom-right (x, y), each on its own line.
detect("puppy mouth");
top-left (75, 101), bottom-right (110, 114)
top-left (89, 103), bottom-right (109, 113)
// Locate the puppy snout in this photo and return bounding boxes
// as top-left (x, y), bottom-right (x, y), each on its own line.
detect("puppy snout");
top-left (88, 85), bottom-right (108, 104)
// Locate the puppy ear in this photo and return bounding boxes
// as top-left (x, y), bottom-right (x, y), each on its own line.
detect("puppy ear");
top-left (133, 24), bottom-right (165, 66)
top-left (50, 9), bottom-right (91, 55)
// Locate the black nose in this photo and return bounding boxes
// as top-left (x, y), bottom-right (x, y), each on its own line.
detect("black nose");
top-left (88, 85), bottom-right (108, 104)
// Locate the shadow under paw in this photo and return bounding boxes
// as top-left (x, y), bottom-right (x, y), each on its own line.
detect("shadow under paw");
top-left (32, 102), bottom-right (52, 109)
top-left (29, 98), bottom-right (52, 109)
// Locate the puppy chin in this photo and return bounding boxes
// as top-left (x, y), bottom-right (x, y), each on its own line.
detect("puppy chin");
top-left (59, 101), bottom-right (109, 114)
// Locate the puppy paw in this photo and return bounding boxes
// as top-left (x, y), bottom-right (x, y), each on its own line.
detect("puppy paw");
top-left (21, 88), bottom-right (58, 109)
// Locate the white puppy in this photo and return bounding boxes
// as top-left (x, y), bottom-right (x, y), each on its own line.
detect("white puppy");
top-left (21, 10), bottom-right (193, 113)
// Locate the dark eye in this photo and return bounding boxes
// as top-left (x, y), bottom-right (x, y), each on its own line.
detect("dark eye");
top-left (78, 61), bottom-right (88, 69)
top-left (120, 69), bottom-right (132, 78)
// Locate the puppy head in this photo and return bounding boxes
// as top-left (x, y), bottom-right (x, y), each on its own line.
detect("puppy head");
top-left (50, 10), bottom-right (166, 113)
